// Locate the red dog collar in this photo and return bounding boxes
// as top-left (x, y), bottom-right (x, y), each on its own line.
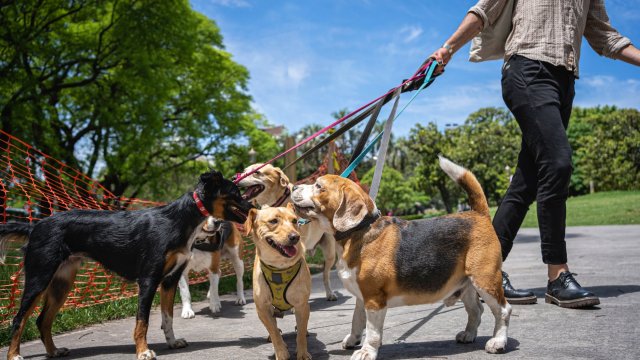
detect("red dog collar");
top-left (193, 192), bottom-right (211, 217)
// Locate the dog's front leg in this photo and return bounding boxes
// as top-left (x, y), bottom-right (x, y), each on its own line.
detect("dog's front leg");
top-left (342, 298), bottom-right (366, 349)
top-left (134, 279), bottom-right (161, 360)
top-left (350, 307), bottom-right (387, 360)
top-left (160, 284), bottom-right (188, 349)
top-left (178, 274), bottom-right (195, 319)
top-left (294, 302), bottom-right (312, 360)
top-left (256, 303), bottom-right (289, 360)
top-left (228, 246), bottom-right (247, 305)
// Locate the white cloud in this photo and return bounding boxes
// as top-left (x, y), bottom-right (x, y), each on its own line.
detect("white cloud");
top-left (286, 62), bottom-right (310, 87)
top-left (401, 25), bottom-right (423, 43)
top-left (212, 0), bottom-right (250, 7)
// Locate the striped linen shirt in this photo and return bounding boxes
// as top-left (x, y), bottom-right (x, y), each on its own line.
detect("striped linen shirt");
top-left (469, 0), bottom-right (632, 77)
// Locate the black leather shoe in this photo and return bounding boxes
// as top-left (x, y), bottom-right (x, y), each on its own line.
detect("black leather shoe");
top-left (545, 272), bottom-right (600, 308)
top-left (503, 271), bottom-right (537, 304)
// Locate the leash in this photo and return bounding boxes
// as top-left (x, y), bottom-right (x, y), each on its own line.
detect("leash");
top-left (340, 60), bottom-right (439, 182)
top-left (233, 59), bottom-right (436, 184)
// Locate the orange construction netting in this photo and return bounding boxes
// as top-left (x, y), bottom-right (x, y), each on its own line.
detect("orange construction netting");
top-left (0, 130), bottom-right (257, 324)
top-left (0, 131), bottom-right (355, 325)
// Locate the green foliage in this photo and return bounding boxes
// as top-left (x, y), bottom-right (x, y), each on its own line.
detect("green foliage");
top-left (360, 166), bottom-right (428, 214)
top-left (0, 0), bottom-right (278, 199)
top-left (490, 191), bottom-right (640, 228)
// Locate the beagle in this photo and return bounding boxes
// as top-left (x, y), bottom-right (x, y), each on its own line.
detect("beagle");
top-left (290, 156), bottom-right (511, 359)
top-left (236, 163), bottom-right (338, 301)
top-left (244, 204), bottom-right (312, 360)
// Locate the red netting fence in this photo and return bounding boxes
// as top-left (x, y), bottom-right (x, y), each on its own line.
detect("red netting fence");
top-left (0, 130), bottom-right (355, 325)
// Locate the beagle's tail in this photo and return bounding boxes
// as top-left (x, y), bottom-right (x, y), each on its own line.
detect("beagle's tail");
top-left (0, 222), bottom-right (33, 264)
top-left (438, 155), bottom-right (490, 217)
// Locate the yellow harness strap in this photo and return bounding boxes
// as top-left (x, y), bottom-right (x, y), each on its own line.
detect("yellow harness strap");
top-left (260, 259), bottom-right (303, 312)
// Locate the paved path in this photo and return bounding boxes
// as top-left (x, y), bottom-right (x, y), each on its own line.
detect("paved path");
top-left (2, 225), bottom-right (640, 359)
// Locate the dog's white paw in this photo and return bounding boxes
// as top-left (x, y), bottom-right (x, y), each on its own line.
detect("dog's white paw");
top-left (137, 349), bottom-right (156, 360)
top-left (209, 300), bottom-right (222, 314)
top-left (296, 351), bottom-right (312, 360)
top-left (181, 307), bottom-right (195, 319)
top-left (485, 336), bottom-right (507, 354)
top-left (350, 347), bottom-right (377, 360)
top-left (456, 330), bottom-right (477, 343)
top-left (168, 338), bottom-right (188, 349)
top-left (326, 292), bottom-right (338, 301)
top-left (341, 334), bottom-right (361, 349)
top-left (47, 347), bottom-right (70, 357)
top-left (235, 296), bottom-right (246, 305)
top-left (11, 355), bottom-right (24, 360)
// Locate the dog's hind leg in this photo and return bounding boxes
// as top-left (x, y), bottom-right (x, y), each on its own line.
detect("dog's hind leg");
top-left (472, 272), bottom-right (512, 354)
top-left (8, 243), bottom-right (64, 360)
top-left (178, 274), bottom-right (195, 319)
top-left (208, 251), bottom-right (222, 314)
top-left (351, 306), bottom-right (387, 360)
top-left (227, 245), bottom-right (246, 305)
top-left (318, 235), bottom-right (337, 301)
top-left (455, 282), bottom-right (483, 344)
top-left (36, 257), bottom-right (81, 358)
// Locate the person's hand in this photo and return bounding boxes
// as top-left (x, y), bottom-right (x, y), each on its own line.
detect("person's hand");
top-left (430, 47), bottom-right (452, 75)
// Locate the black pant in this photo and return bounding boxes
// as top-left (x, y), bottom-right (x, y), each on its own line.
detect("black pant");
top-left (493, 55), bottom-right (575, 265)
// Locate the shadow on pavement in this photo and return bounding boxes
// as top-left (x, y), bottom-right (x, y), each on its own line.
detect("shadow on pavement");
top-left (328, 337), bottom-right (521, 359)
top-left (514, 232), bottom-right (580, 243)
top-left (194, 299), bottom-right (249, 319)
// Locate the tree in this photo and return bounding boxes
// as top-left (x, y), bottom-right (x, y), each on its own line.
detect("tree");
top-left (0, 0), bottom-right (278, 200)
top-left (360, 166), bottom-right (427, 215)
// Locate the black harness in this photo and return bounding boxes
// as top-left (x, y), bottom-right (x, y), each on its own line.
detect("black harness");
top-left (192, 219), bottom-right (232, 252)
top-left (334, 212), bottom-right (381, 242)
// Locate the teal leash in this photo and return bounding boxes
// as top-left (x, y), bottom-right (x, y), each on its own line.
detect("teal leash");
top-left (340, 60), bottom-right (438, 178)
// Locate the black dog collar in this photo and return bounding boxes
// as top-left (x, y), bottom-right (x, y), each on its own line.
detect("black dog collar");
top-left (271, 186), bottom-right (291, 207)
top-left (334, 211), bottom-right (381, 242)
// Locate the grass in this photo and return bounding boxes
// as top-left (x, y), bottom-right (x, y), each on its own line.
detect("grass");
top-left (490, 191), bottom-right (640, 228)
top-left (2, 191), bottom-right (637, 347)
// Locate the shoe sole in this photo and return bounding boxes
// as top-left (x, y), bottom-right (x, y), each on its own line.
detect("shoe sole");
top-left (506, 295), bottom-right (537, 305)
top-left (545, 294), bottom-right (600, 308)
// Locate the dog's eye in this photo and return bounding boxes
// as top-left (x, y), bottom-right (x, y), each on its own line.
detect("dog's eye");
top-left (291, 218), bottom-right (298, 225)
top-left (269, 218), bottom-right (278, 225)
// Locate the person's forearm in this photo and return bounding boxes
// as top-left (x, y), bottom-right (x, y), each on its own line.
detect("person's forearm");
top-left (443, 12), bottom-right (484, 55)
top-left (615, 44), bottom-right (640, 66)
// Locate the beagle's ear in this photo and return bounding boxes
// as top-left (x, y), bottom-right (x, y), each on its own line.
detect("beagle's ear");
top-left (333, 186), bottom-right (369, 233)
top-left (243, 208), bottom-right (258, 236)
top-left (278, 168), bottom-right (290, 188)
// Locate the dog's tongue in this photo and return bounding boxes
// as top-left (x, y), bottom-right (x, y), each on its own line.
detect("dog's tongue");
top-left (282, 245), bottom-right (297, 257)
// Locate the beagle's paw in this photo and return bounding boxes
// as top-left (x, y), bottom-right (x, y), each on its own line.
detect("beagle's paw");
top-left (181, 307), bottom-right (195, 319)
top-left (326, 292), bottom-right (338, 301)
top-left (485, 336), bottom-right (507, 354)
top-left (350, 346), bottom-right (377, 360)
top-left (341, 333), bottom-right (361, 349)
top-left (137, 349), bottom-right (156, 360)
top-left (209, 300), bottom-right (222, 314)
top-left (235, 295), bottom-right (247, 306)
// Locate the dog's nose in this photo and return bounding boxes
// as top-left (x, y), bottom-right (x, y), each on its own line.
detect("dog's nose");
top-left (288, 232), bottom-right (300, 243)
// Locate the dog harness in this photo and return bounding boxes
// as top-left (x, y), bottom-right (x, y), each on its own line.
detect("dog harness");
top-left (192, 220), bottom-right (232, 252)
top-left (260, 259), bottom-right (303, 314)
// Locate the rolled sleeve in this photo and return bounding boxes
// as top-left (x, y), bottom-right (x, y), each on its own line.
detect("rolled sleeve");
top-left (469, 0), bottom-right (510, 30)
top-left (584, 0), bottom-right (632, 58)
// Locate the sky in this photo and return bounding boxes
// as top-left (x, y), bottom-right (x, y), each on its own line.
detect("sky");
top-left (191, 0), bottom-right (640, 136)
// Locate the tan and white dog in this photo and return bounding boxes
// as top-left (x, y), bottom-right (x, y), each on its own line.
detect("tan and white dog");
top-left (178, 217), bottom-right (246, 318)
top-left (236, 163), bottom-right (338, 301)
top-left (244, 205), bottom-right (312, 360)
top-left (290, 156), bottom-right (511, 359)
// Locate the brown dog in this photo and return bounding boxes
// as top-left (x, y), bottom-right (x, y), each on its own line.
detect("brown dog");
top-left (290, 156), bottom-right (511, 359)
top-left (244, 205), bottom-right (312, 360)
top-left (236, 163), bottom-right (338, 301)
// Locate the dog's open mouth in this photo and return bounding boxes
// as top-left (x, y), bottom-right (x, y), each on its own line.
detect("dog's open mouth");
top-left (230, 206), bottom-right (248, 222)
top-left (266, 237), bottom-right (298, 258)
top-left (293, 204), bottom-right (314, 215)
top-left (242, 184), bottom-right (265, 200)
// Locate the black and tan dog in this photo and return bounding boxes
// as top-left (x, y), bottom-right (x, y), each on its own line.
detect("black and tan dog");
top-left (0, 171), bottom-right (252, 360)
top-left (290, 156), bottom-right (511, 359)
top-left (244, 204), bottom-right (312, 360)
